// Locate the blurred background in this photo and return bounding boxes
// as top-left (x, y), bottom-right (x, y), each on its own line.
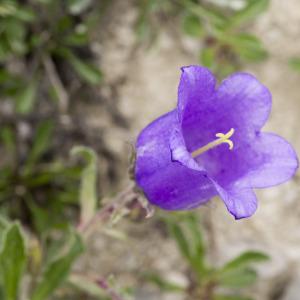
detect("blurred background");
top-left (0, 0), bottom-right (299, 299)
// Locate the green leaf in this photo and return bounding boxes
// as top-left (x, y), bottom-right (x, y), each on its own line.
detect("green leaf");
top-left (165, 213), bottom-right (209, 277)
top-left (67, 53), bottom-right (102, 85)
top-left (183, 0), bottom-right (226, 27)
top-left (31, 232), bottom-right (84, 300)
top-left (184, 214), bottom-right (206, 272)
top-left (0, 223), bottom-right (26, 300)
top-left (216, 251), bottom-right (269, 289)
top-left (222, 251), bottom-right (269, 271)
top-left (218, 267), bottom-right (257, 288)
top-left (71, 146), bottom-right (98, 226)
top-left (14, 7), bottom-right (36, 22)
top-left (67, 0), bottom-right (93, 15)
top-left (227, 0), bottom-right (269, 29)
top-left (0, 127), bottom-right (16, 157)
top-left (0, 216), bottom-right (9, 244)
top-left (231, 33), bottom-right (267, 62)
top-left (65, 32), bottom-right (89, 46)
top-left (289, 58), bottom-right (300, 72)
top-left (68, 274), bottom-right (107, 298)
top-left (167, 221), bottom-right (191, 261)
top-left (0, 3), bottom-right (15, 17)
top-left (24, 120), bottom-right (54, 172)
top-left (15, 81), bottom-right (37, 114)
top-left (200, 47), bottom-right (215, 68)
top-left (182, 14), bottom-right (203, 37)
top-left (143, 272), bottom-right (185, 292)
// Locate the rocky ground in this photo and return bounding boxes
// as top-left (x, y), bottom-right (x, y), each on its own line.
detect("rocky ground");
top-left (78, 1), bottom-right (300, 299)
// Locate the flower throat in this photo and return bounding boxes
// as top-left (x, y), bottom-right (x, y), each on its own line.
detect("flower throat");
top-left (191, 128), bottom-right (235, 158)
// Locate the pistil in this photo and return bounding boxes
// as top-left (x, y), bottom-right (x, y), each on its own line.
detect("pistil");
top-left (191, 128), bottom-right (235, 158)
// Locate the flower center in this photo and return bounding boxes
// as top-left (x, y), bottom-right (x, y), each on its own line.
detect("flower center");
top-left (191, 128), bottom-right (235, 158)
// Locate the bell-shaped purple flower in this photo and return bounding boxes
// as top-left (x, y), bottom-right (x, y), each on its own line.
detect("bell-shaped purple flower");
top-left (135, 66), bottom-right (298, 219)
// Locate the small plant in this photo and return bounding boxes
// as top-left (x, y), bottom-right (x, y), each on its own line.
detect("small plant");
top-left (0, 120), bottom-right (81, 235)
top-left (0, 0), bottom-right (103, 114)
top-left (137, 0), bottom-right (269, 77)
top-left (0, 146), bottom-right (134, 300)
top-left (0, 0), bottom-right (107, 235)
top-left (145, 212), bottom-right (270, 300)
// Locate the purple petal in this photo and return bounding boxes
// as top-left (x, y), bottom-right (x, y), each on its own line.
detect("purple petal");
top-left (213, 182), bottom-right (258, 219)
top-left (135, 110), bottom-right (177, 177)
top-left (178, 70), bottom-right (276, 189)
top-left (198, 132), bottom-right (298, 189)
top-left (237, 132), bottom-right (299, 188)
top-left (135, 110), bottom-right (216, 210)
top-left (216, 72), bottom-right (272, 130)
top-left (178, 65), bottom-right (216, 123)
top-left (180, 72), bottom-right (272, 155)
top-left (170, 127), bottom-right (205, 172)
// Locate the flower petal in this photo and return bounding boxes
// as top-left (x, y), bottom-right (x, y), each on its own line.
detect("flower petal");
top-left (177, 65), bottom-right (216, 122)
top-left (180, 72), bottom-right (272, 155)
top-left (213, 183), bottom-right (258, 219)
top-left (135, 110), bottom-right (177, 178)
top-left (216, 72), bottom-right (272, 131)
top-left (237, 132), bottom-right (299, 188)
top-left (135, 110), bottom-right (217, 210)
top-left (197, 132), bottom-right (298, 190)
top-left (170, 127), bottom-right (205, 172)
top-left (141, 164), bottom-right (217, 210)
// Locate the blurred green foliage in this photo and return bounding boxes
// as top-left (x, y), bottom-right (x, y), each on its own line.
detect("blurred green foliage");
top-left (137, 0), bottom-right (269, 77)
top-left (0, 0), bottom-right (102, 86)
top-left (145, 212), bottom-right (270, 300)
top-left (0, 0), bottom-right (106, 234)
top-left (0, 219), bottom-right (85, 300)
top-left (0, 145), bottom-right (133, 300)
top-left (0, 120), bottom-right (82, 236)
top-left (289, 58), bottom-right (300, 72)
top-left (0, 0), bottom-right (109, 298)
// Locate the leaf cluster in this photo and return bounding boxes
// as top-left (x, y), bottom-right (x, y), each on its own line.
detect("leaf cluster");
top-left (146, 212), bottom-right (270, 300)
top-left (0, 0), bottom-right (107, 235)
top-left (136, 0), bottom-right (270, 77)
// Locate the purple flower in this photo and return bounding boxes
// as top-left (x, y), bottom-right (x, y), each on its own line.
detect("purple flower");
top-left (135, 66), bottom-right (298, 219)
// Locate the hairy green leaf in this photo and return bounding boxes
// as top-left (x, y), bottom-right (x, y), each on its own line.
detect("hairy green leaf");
top-left (143, 272), bottom-right (185, 292)
top-left (68, 274), bottom-right (107, 297)
top-left (24, 120), bottom-right (54, 173)
top-left (0, 223), bottom-right (26, 300)
top-left (182, 14), bottom-right (203, 37)
top-left (68, 54), bottom-right (102, 85)
top-left (222, 251), bottom-right (269, 271)
top-left (218, 267), bottom-right (257, 288)
top-left (183, 0), bottom-right (226, 27)
top-left (0, 216), bottom-right (9, 246)
top-left (71, 146), bottom-right (98, 226)
top-left (15, 81), bottom-right (37, 114)
top-left (167, 221), bottom-right (191, 261)
top-left (31, 232), bottom-right (84, 300)
top-left (185, 214), bottom-right (206, 273)
top-left (67, 0), bottom-right (93, 15)
top-left (0, 127), bottom-right (16, 159)
top-left (200, 47), bottom-right (215, 68)
top-left (231, 33), bottom-right (267, 61)
top-left (227, 0), bottom-right (269, 29)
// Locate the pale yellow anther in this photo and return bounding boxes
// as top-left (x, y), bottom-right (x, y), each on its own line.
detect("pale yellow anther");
top-left (191, 128), bottom-right (235, 158)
